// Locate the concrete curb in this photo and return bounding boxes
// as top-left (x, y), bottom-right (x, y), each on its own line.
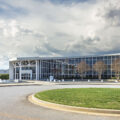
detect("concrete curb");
top-left (1, 81), bottom-right (120, 87)
top-left (0, 83), bottom-right (42, 87)
top-left (28, 94), bottom-right (120, 117)
top-left (0, 81), bottom-right (57, 87)
top-left (0, 84), bottom-right (41, 87)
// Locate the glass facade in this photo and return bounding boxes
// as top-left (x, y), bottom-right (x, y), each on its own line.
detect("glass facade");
top-left (10, 54), bottom-right (120, 80)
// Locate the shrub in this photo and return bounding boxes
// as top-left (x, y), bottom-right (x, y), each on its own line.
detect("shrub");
top-left (0, 74), bottom-right (9, 80)
top-left (112, 77), bottom-right (117, 79)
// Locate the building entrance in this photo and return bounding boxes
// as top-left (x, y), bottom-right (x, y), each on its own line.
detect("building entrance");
top-left (21, 73), bottom-right (32, 80)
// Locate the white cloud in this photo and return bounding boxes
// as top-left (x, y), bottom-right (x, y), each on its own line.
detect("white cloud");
top-left (0, 0), bottom-right (120, 68)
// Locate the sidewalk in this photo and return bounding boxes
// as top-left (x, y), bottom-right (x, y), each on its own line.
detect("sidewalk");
top-left (0, 80), bottom-right (42, 87)
top-left (0, 80), bottom-right (120, 87)
top-left (54, 81), bottom-right (120, 85)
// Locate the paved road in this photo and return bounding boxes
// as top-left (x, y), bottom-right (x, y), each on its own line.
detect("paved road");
top-left (0, 84), bottom-right (120, 120)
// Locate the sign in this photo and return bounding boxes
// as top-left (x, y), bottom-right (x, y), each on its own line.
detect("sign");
top-left (49, 76), bottom-right (54, 81)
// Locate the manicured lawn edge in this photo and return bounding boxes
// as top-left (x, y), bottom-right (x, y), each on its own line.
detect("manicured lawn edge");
top-left (28, 94), bottom-right (120, 116)
top-left (34, 88), bottom-right (120, 110)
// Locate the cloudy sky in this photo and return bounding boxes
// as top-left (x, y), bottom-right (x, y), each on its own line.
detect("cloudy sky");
top-left (0, 0), bottom-right (120, 69)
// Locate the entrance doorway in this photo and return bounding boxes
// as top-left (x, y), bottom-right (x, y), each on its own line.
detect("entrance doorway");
top-left (21, 73), bottom-right (32, 80)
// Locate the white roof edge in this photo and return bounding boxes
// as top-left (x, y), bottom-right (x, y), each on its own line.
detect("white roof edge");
top-left (12, 53), bottom-right (120, 61)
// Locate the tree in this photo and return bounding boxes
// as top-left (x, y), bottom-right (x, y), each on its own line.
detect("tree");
top-left (71, 64), bottom-right (75, 74)
top-left (112, 58), bottom-right (120, 80)
top-left (93, 61), bottom-right (106, 80)
top-left (52, 64), bottom-right (62, 79)
top-left (76, 61), bottom-right (90, 80)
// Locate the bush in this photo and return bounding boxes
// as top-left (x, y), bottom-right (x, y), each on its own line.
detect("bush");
top-left (0, 74), bottom-right (9, 80)
top-left (111, 77), bottom-right (117, 79)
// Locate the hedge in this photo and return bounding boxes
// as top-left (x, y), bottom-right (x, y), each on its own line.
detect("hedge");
top-left (0, 74), bottom-right (9, 80)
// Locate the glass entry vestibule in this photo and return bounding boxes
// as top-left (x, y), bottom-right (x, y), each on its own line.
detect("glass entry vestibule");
top-left (21, 73), bottom-right (32, 80)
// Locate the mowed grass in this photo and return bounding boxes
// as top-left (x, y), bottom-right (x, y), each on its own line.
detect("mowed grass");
top-left (35, 88), bottom-right (120, 110)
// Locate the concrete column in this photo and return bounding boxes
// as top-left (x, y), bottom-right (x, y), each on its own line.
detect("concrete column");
top-left (15, 67), bottom-right (16, 80)
top-left (19, 61), bottom-right (22, 80)
top-left (92, 57), bottom-right (93, 79)
top-left (9, 61), bottom-right (14, 80)
top-left (111, 56), bottom-right (112, 78)
top-left (39, 60), bottom-right (42, 79)
top-left (37, 60), bottom-right (40, 80)
top-left (62, 63), bottom-right (64, 76)
top-left (68, 63), bottom-right (69, 76)
top-left (36, 60), bottom-right (40, 80)
top-left (36, 60), bottom-right (39, 80)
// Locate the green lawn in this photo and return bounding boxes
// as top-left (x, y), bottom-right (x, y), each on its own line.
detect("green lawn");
top-left (35, 88), bottom-right (120, 110)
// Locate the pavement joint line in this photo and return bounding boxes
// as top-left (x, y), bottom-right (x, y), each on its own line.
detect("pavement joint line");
top-left (28, 94), bottom-right (120, 117)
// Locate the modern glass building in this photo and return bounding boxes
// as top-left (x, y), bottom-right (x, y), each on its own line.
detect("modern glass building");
top-left (9, 54), bottom-right (120, 80)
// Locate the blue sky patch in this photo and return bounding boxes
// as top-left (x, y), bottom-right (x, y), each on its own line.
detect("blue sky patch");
top-left (0, 1), bottom-right (28, 18)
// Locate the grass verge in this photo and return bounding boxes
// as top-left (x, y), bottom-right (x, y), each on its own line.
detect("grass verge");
top-left (35, 88), bottom-right (120, 110)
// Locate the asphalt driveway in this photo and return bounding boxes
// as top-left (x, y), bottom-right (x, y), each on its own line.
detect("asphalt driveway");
top-left (0, 84), bottom-right (120, 120)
